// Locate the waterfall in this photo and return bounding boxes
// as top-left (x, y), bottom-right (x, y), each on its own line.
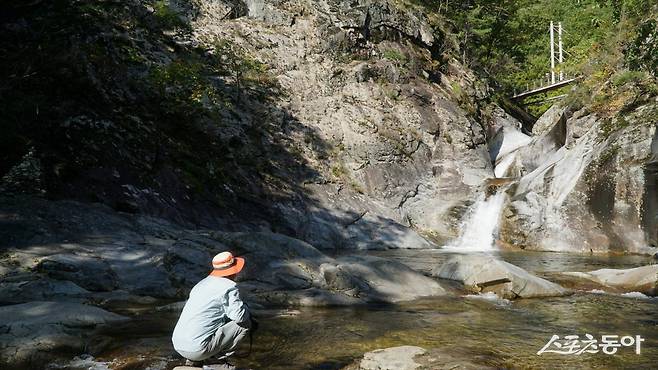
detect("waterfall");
top-left (445, 190), bottom-right (507, 252)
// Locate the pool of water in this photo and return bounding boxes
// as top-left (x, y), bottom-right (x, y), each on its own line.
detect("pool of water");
top-left (54, 250), bottom-right (658, 370)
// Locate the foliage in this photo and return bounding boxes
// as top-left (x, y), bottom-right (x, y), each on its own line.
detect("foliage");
top-left (461, 0), bottom-right (616, 90)
top-left (149, 59), bottom-right (222, 123)
top-left (0, 0), bottom-right (286, 203)
top-left (611, 70), bottom-right (646, 87)
top-left (153, 0), bottom-right (190, 31)
top-left (403, 0), bottom-right (658, 120)
top-left (410, 0), bottom-right (655, 93)
top-left (625, 19), bottom-right (658, 75)
top-left (212, 39), bottom-right (278, 101)
top-left (382, 49), bottom-right (408, 64)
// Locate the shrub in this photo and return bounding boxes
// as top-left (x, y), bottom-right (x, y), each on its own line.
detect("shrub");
top-left (153, 0), bottom-right (190, 31)
top-left (626, 19), bottom-right (658, 76)
top-left (382, 49), bottom-right (407, 64)
top-left (611, 70), bottom-right (646, 87)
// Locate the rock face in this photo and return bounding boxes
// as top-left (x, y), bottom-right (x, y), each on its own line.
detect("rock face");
top-left (433, 255), bottom-right (569, 299)
top-left (0, 301), bottom-right (128, 368)
top-left (2, 0), bottom-right (498, 251)
top-left (498, 102), bottom-right (658, 254)
top-left (198, 0), bottom-right (495, 247)
top-left (487, 106), bottom-right (532, 178)
top-left (561, 265), bottom-right (658, 296)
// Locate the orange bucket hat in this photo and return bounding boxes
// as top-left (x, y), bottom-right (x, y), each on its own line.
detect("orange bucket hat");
top-left (209, 251), bottom-right (245, 277)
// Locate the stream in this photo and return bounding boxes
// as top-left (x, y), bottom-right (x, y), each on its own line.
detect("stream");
top-left (51, 249), bottom-right (658, 370)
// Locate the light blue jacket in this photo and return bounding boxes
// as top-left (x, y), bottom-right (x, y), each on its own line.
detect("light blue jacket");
top-left (172, 275), bottom-right (250, 352)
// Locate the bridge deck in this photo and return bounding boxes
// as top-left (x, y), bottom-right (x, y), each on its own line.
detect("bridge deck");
top-left (511, 77), bottom-right (580, 100)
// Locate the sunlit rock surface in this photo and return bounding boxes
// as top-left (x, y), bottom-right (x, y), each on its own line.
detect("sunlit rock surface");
top-left (500, 103), bottom-right (658, 254)
top-left (433, 254), bottom-right (570, 299)
top-left (561, 264), bottom-right (658, 296)
top-left (345, 345), bottom-right (495, 370)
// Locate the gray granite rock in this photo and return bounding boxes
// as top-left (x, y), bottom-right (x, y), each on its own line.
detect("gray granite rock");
top-left (434, 254), bottom-right (570, 299)
top-left (0, 301), bottom-right (128, 367)
top-left (561, 264), bottom-right (658, 296)
top-left (360, 346), bottom-right (426, 370)
top-left (500, 103), bottom-right (658, 253)
top-left (213, 232), bottom-right (446, 305)
top-left (348, 345), bottom-right (495, 370)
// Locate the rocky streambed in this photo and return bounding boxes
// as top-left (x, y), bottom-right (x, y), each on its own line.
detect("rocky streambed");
top-left (2, 195), bottom-right (658, 369)
top-left (33, 251), bottom-right (658, 370)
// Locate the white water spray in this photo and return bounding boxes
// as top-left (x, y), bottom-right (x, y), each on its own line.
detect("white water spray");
top-left (446, 190), bottom-right (507, 252)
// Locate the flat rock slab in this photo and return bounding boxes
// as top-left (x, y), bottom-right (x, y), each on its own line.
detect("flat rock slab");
top-left (433, 254), bottom-right (570, 299)
top-left (173, 365), bottom-right (240, 370)
top-left (0, 301), bottom-right (128, 367)
top-left (561, 264), bottom-right (658, 295)
top-left (213, 232), bottom-right (447, 305)
top-left (347, 346), bottom-right (496, 370)
top-left (334, 255), bottom-right (446, 302)
top-left (360, 346), bottom-right (427, 370)
top-left (0, 300), bottom-right (128, 327)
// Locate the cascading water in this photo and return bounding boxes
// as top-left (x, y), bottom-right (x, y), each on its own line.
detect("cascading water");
top-left (445, 189), bottom-right (507, 252)
top-left (445, 124), bottom-right (527, 252)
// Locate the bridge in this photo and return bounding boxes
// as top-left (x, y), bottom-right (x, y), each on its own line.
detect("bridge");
top-left (511, 76), bottom-right (580, 101)
top-left (509, 21), bottom-right (581, 103)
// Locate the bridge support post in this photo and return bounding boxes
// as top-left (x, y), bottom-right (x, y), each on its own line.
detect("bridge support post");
top-left (558, 22), bottom-right (563, 81)
top-left (550, 21), bottom-right (555, 84)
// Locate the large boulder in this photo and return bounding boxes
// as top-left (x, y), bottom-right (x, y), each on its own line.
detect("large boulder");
top-left (433, 254), bottom-right (569, 299)
top-left (332, 255), bottom-right (445, 302)
top-left (0, 301), bottom-right (128, 368)
top-left (561, 265), bottom-right (658, 296)
top-left (531, 104), bottom-right (568, 136)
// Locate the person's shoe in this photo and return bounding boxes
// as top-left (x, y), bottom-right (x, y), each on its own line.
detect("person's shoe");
top-left (201, 364), bottom-right (236, 370)
top-left (185, 359), bottom-right (204, 367)
top-left (202, 356), bottom-right (236, 370)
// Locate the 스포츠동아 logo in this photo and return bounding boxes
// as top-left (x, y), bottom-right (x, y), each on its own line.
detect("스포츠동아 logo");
top-left (537, 334), bottom-right (645, 355)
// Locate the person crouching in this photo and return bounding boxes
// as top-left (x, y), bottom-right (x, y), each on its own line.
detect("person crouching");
top-left (172, 251), bottom-right (252, 367)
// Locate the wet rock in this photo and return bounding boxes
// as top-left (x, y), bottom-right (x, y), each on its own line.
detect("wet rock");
top-left (359, 346), bottom-right (426, 370)
top-left (0, 301), bottom-right (128, 368)
top-left (561, 265), bottom-right (658, 296)
top-left (90, 290), bottom-right (159, 307)
top-left (433, 254), bottom-right (570, 299)
top-left (488, 114), bottom-right (532, 178)
top-left (348, 346), bottom-right (495, 370)
top-left (155, 300), bottom-right (187, 313)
